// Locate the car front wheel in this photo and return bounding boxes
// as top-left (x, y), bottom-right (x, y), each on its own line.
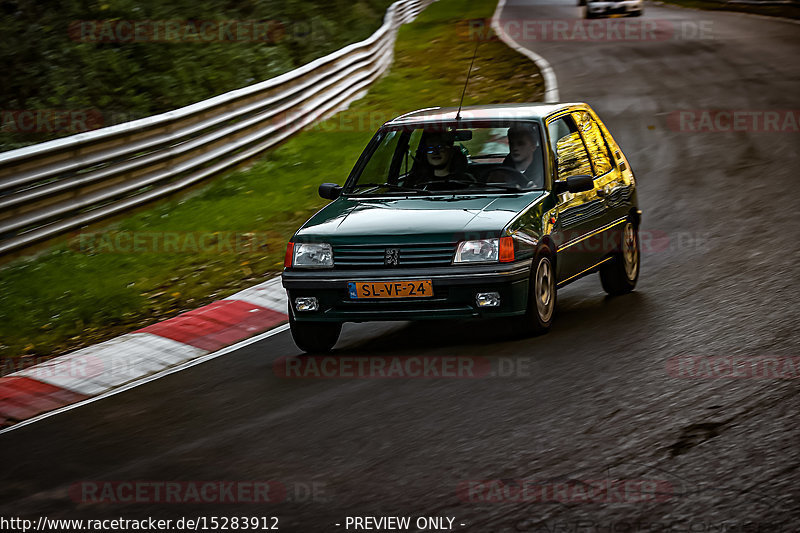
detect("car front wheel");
top-left (599, 220), bottom-right (640, 295)
top-left (289, 306), bottom-right (342, 353)
top-left (515, 247), bottom-right (556, 336)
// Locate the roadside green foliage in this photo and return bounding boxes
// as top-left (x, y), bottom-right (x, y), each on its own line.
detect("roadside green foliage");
top-left (0, 0), bottom-right (543, 363)
top-left (0, 0), bottom-right (393, 150)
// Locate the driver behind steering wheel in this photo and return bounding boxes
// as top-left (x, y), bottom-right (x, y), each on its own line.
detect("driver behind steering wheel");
top-left (410, 132), bottom-right (474, 190)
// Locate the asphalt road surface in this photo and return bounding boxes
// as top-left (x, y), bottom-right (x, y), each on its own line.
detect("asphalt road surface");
top-left (1, 1), bottom-right (799, 531)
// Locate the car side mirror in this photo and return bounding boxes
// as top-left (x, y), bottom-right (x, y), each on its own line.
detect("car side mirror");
top-left (319, 183), bottom-right (342, 200)
top-left (554, 175), bottom-right (594, 194)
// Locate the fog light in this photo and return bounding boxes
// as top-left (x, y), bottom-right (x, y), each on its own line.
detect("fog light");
top-left (476, 292), bottom-right (501, 307)
top-left (295, 297), bottom-right (319, 312)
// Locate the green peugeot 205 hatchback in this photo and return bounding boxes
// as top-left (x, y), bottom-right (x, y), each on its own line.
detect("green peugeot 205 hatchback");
top-left (282, 103), bottom-right (641, 352)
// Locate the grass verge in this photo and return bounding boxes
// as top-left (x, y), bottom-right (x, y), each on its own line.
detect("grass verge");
top-left (0, 0), bottom-right (543, 367)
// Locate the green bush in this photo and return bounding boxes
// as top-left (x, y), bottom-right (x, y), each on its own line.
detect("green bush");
top-left (0, 0), bottom-right (393, 150)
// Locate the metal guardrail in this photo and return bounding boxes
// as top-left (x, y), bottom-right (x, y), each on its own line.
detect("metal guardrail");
top-left (0, 0), bottom-right (435, 256)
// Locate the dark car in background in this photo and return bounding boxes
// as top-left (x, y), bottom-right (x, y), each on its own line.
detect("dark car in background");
top-left (282, 103), bottom-right (641, 352)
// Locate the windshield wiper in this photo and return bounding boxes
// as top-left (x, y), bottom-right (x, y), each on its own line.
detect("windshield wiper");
top-left (350, 183), bottom-right (431, 194)
top-left (477, 184), bottom-right (532, 192)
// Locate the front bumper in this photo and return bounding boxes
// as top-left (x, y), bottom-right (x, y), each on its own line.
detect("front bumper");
top-left (282, 260), bottom-right (533, 322)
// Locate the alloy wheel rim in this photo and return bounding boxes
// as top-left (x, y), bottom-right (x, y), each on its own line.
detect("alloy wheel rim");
top-left (623, 222), bottom-right (639, 281)
top-left (535, 257), bottom-right (554, 322)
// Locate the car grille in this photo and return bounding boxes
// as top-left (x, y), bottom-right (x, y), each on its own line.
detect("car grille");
top-left (333, 243), bottom-right (457, 269)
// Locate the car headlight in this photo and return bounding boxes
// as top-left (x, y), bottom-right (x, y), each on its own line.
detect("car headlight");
top-left (290, 242), bottom-right (333, 268)
top-left (454, 237), bottom-right (515, 263)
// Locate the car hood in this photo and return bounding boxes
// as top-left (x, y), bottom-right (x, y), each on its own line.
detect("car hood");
top-left (295, 193), bottom-right (546, 243)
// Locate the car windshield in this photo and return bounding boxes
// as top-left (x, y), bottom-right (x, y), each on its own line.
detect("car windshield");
top-left (344, 120), bottom-right (545, 195)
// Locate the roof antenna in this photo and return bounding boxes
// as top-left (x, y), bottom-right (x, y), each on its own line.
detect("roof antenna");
top-left (455, 40), bottom-right (480, 123)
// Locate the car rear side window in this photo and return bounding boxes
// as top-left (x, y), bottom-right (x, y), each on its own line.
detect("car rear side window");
top-left (574, 111), bottom-right (613, 176)
top-left (548, 115), bottom-right (593, 180)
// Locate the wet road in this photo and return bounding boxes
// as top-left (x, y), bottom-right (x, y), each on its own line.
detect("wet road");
top-left (2, 1), bottom-right (799, 531)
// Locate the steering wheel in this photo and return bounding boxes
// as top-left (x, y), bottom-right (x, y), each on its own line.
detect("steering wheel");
top-left (485, 166), bottom-right (534, 189)
top-left (416, 174), bottom-right (478, 191)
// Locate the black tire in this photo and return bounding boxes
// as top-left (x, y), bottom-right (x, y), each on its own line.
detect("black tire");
top-left (289, 306), bottom-right (341, 353)
top-left (515, 246), bottom-right (557, 336)
top-left (599, 220), bottom-right (640, 296)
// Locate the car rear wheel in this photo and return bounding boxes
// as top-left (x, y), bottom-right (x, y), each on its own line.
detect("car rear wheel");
top-left (599, 220), bottom-right (640, 295)
top-left (515, 246), bottom-right (556, 336)
top-left (289, 306), bottom-right (342, 353)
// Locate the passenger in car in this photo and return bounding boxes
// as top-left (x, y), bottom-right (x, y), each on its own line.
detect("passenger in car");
top-left (503, 123), bottom-right (544, 188)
